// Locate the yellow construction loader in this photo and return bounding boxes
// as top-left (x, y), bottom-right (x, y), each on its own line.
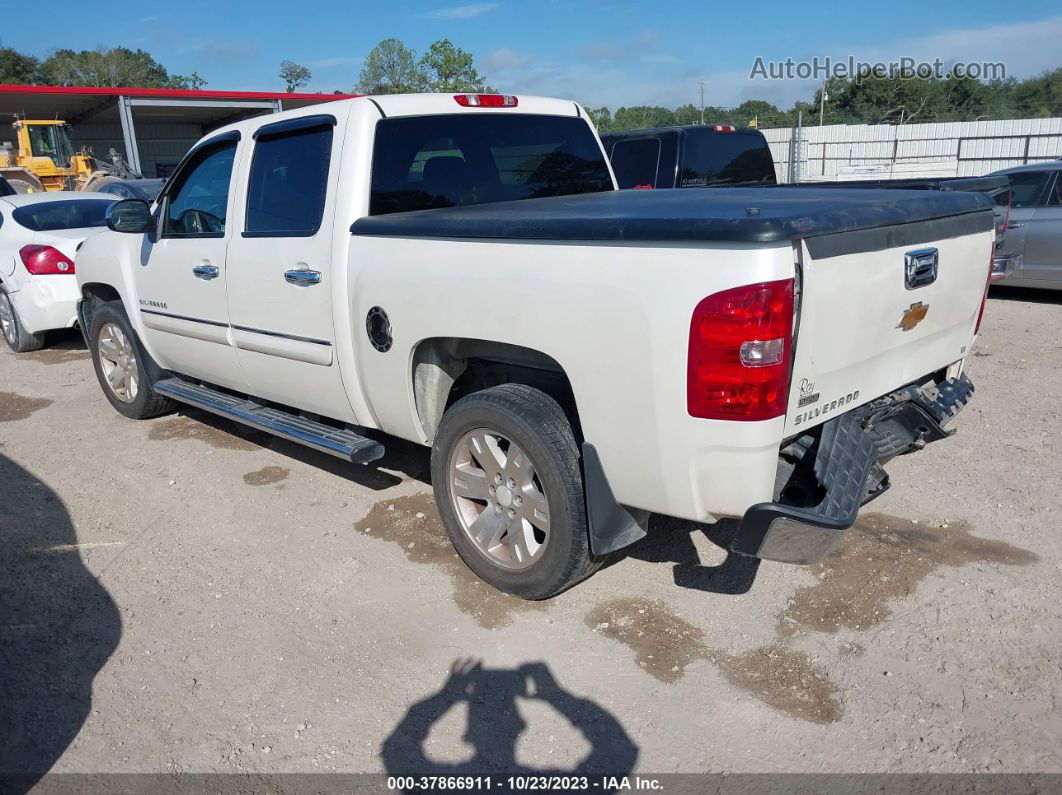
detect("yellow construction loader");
top-left (0, 118), bottom-right (140, 193)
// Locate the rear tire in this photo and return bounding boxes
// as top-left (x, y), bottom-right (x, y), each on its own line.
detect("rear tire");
top-left (6, 177), bottom-right (43, 194)
top-left (431, 383), bottom-right (599, 600)
top-left (88, 302), bottom-right (175, 419)
top-left (84, 175), bottom-right (119, 192)
top-left (0, 288), bottom-right (45, 353)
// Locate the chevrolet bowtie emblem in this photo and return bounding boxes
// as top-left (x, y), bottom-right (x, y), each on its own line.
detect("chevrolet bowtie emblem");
top-left (897, 301), bottom-right (929, 331)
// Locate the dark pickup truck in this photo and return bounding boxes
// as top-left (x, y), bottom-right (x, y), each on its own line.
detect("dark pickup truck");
top-left (600, 124), bottom-right (1016, 280)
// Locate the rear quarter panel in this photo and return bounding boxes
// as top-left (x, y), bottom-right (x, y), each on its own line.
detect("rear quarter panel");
top-left (346, 235), bottom-right (795, 521)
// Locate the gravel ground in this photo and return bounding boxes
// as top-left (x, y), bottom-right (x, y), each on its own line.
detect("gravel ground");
top-left (1, 286), bottom-right (1060, 781)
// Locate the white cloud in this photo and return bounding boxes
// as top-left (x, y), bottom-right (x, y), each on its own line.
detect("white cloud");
top-left (180, 38), bottom-right (259, 59)
top-left (497, 14), bottom-right (1062, 111)
top-left (483, 48), bottom-right (530, 72)
top-left (307, 56), bottom-right (363, 70)
top-left (739, 15), bottom-right (1062, 108)
top-left (428, 3), bottom-right (498, 19)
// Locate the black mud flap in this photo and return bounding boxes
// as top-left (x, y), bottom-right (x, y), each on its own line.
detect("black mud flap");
top-left (582, 442), bottom-right (648, 557)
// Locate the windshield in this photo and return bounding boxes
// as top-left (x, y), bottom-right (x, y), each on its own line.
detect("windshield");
top-left (369, 114), bottom-right (614, 215)
top-left (27, 124), bottom-right (76, 166)
top-left (12, 199), bottom-right (114, 231)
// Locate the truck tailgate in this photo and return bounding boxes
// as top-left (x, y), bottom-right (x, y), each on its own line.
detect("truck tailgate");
top-left (785, 216), bottom-right (993, 437)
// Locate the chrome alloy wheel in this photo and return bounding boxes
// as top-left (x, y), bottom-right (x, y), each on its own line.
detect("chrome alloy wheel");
top-left (448, 429), bottom-right (551, 570)
top-left (97, 322), bottom-right (139, 403)
top-left (0, 292), bottom-right (16, 346)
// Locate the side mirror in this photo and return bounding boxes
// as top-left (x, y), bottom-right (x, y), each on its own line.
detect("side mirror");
top-left (106, 199), bottom-right (152, 233)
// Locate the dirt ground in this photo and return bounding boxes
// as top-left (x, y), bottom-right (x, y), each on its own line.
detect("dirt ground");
top-left (1, 286), bottom-right (1060, 781)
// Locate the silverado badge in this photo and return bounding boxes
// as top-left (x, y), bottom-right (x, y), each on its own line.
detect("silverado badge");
top-left (897, 301), bottom-right (929, 332)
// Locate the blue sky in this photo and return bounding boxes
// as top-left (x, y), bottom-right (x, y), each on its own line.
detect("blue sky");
top-left (9, 1), bottom-right (1062, 109)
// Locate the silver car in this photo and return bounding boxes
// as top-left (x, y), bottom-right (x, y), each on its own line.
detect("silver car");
top-left (992, 162), bottom-right (1062, 290)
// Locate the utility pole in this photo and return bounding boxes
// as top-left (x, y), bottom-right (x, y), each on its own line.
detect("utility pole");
top-left (819, 80), bottom-right (827, 126)
top-left (788, 110), bottom-right (803, 183)
top-left (699, 79), bottom-right (705, 125)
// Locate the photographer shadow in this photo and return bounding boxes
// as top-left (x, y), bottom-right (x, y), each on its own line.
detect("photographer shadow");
top-left (0, 455), bottom-right (121, 793)
top-left (382, 660), bottom-right (637, 781)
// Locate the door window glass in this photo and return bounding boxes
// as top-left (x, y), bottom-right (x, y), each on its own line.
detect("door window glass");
top-left (1005, 171), bottom-right (1050, 208)
top-left (162, 142), bottom-right (237, 237)
top-left (1046, 175), bottom-right (1062, 207)
top-left (245, 125), bottom-right (333, 236)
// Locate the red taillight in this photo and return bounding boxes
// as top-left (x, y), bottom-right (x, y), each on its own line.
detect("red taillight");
top-left (688, 279), bottom-right (795, 421)
top-left (454, 94), bottom-right (518, 108)
top-left (20, 244), bottom-right (75, 275)
top-left (712, 124), bottom-right (736, 132)
top-left (976, 245), bottom-right (993, 334)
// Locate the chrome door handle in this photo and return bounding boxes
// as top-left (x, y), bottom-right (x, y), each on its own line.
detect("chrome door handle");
top-left (192, 263), bottom-right (219, 280)
top-left (284, 269), bottom-right (322, 286)
top-left (1007, 222), bottom-right (1025, 229)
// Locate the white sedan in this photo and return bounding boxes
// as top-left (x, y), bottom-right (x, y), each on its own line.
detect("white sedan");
top-left (0, 192), bottom-right (116, 352)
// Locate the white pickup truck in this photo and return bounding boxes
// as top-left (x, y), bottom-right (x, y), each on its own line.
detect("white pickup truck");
top-left (75, 93), bottom-right (993, 599)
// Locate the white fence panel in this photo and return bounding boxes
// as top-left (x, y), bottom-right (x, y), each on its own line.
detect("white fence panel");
top-left (763, 117), bottom-right (1062, 183)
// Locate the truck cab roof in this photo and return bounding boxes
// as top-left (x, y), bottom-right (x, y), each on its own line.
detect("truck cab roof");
top-left (207, 93), bottom-right (587, 143)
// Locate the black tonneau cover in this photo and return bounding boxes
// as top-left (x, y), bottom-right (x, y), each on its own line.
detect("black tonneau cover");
top-left (350, 187), bottom-right (993, 244)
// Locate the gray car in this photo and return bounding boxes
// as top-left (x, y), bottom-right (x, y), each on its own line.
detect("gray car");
top-left (991, 162), bottom-right (1062, 290)
top-left (95, 178), bottom-right (166, 204)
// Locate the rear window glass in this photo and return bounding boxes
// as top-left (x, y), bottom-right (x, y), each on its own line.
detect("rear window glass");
top-left (610, 138), bottom-right (661, 189)
top-left (679, 131), bottom-right (776, 187)
top-left (370, 114), bottom-right (613, 215)
top-left (12, 199), bottom-right (114, 231)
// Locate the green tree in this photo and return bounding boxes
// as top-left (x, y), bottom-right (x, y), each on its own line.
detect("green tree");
top-left (1012, 68), bottom-right (1062, 118)
top-left (585, 106), bottom-right (613, 132)
top-left (733, 100), bottom-right (787, 128)
top-left (173, 71), bottom-right (207, 91)
top-left (419, 39), bottom-right (488, 92)
top-left (355, 38), bottom-right (425, 94)
top-left (611, 106), bottom-right (675, 130)
top-left (0, 47), bottom-right (40, 84)
top-left (39, 47), bottom-right (197, 88)
top-left (279, 60), bottom-right (312, 93)
top-left (672, 103), bottom-right (702, 125)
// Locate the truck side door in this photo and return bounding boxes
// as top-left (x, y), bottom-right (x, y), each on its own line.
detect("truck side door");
top-left (1023, 172), bottom-right (1062, 284)
top-left (224, 114), bottom-right (356, 422)
top-left (136, 133), bottom-right (250, 391)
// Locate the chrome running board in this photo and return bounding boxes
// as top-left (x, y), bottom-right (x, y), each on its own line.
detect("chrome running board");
top-left (154, 377), bottom-right (384, 464)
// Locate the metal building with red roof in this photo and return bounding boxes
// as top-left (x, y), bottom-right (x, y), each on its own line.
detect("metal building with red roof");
top-left (0, 84), bottom-right (357, 178)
